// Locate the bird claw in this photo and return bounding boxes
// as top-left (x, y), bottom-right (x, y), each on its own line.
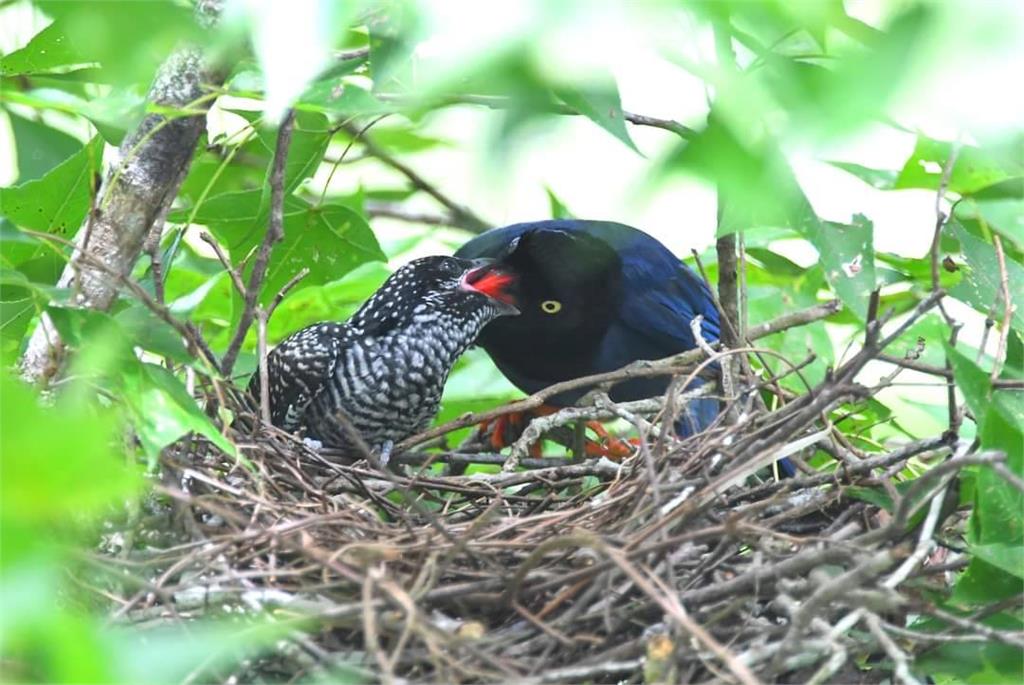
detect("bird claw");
top-left (377, 440), bottom-right (394, 469)
top-left (477, 407), bottom-right (636, 460)
top-left (580, 422), bottom-right (638, 460)
top-left (478, 406), bottom-right (558, 452)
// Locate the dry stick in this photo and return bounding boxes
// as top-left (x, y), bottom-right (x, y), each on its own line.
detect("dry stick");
top-left (200, 232), bottom-right (247, 296)
top-left (928, 141), bottom-right (961, 319)
top-left (221, 109), bottom-right (296, 377)
top-left (634, 292), bottom-right (945, 547)
top-left (341, 122), bottom-right (490, 233)
top-left (256, 310), bottom-right (272, 423)
top-left (876, 353), bottom-right (1023, 389)
top-left (365, 202), bottom-right (461, 227)
top-left (601, 544), bottom-right (763, 685)
top-left (926, 143), bottom-right (965, 437)
top-left (318, 115), bottom-right (390, 208)
top-left (989, 234), bottom-right (1015, 383)
top-left (712, 21), bottom-right (744, 434)
top-left (399, 299), bottom-right (841, 450)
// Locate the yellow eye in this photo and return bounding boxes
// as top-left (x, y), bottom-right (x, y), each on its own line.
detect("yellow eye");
top-left (540, 300), bottom-right (562, 314)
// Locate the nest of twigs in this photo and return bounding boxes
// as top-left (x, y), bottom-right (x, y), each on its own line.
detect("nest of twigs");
top-left (92, 295), bottom-right (1004, 684)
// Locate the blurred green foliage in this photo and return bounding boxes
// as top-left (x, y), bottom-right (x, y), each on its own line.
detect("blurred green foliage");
top-left (1, 0), bottom-right (1022, 681)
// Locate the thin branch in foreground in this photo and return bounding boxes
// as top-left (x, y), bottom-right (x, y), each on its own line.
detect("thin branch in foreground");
top-left (341, 122), bottom-right (491, 233)
top-left (382, 94), bottom-right (698, 140)
top-left (989, 234), bottom-right (1015, 383)
top-left (221, 108), bottom-right (296, 377)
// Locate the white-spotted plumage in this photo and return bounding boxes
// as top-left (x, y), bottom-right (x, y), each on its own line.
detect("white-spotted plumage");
top-left (250, 256), bottom-right (517, 453)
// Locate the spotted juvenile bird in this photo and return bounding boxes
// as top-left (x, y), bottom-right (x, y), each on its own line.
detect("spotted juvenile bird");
top-left (250, 256), bottom-right (519, 453)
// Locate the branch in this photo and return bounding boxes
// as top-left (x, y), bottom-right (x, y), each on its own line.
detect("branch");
top-left (20, 39), bottom-right (222, 385)
top-left (989, 234), bottom-right (1015, 383)
top-left (341, 122), bottom-right (490, 233)
top-left (364, 201), bottom-right (478, 231)
top-left (383, 94), bottom-right (698, 140)
top-left (221, 109), bottom-right (296, 376)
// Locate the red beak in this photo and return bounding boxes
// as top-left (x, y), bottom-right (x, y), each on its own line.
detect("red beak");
top-left (461, 264), bottom-right (519, 311)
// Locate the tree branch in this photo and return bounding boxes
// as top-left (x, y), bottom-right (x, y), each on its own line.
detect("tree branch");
top-left (20, 43), bottom-right (222, 385)
top-left (382, 94), bottom-right (698, 140)
top-left (221, 109), bottom-right (296, 377)
top-left (341, 122), bottom-right (490, 233)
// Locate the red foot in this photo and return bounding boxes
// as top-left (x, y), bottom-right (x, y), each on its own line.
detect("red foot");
top-left (478, 407), bottom-right (638, 460)
top-left (582, 422), bottom-right (639, 460)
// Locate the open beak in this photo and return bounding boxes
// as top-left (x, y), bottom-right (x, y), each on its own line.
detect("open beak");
top-left (460, 259), bottom-right (520, 315)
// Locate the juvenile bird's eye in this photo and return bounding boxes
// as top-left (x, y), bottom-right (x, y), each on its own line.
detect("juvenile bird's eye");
top-left (540, 300), bottom-right (562, 314)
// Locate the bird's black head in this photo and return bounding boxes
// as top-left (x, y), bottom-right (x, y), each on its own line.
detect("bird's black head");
top-left (471, 229), bottom-right (624, 381)
top-left (351, 255), bottom-right (520, 334)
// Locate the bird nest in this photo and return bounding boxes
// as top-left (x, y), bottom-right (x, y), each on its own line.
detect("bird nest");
top-left (91, 296), bottom-right (995, 684)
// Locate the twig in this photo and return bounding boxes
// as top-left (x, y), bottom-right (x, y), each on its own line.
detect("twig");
top-left (267, 268), bottom-right (311, 318)
top-left (865, 612), bottom-right (925, 685)
top-left (221, 109), bottom-right (296, 376)
top-left (989, 234), bottom-right (1015, 383)
top-left (334, 47), bottom-right (370, 61)
top-left (928, 140), bottom-right (960, 327)
top-left (200, 231), bottom-right (247, 296)
top-left (341, 122), bottom-right (490, 233)
top-left (365, 202), bottom-right (463, 228)
top-left (378, 93), bottom-right (698, 140)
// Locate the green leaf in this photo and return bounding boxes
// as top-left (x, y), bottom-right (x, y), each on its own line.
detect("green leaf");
top-left (366, 124), bottom-right (450, 153)
top-left (244, 110), bottom-right (333, 196)
top-left (917, 610), bottom-right (1024, 683)
top-left (367, 0), bottom-right (422, 90)
top-left (557, 78), bottom-right (640, 154)
top-left (826, 161), bottom-right (898, 190)
top-left (804, 214), bottom-right (877, 321)
top-left (0, 21), bottom-right (90, 76)
top-left (113, 304), bottom-right (191, 363)
top-left (972, 543), bottom-right (1024, 580)
top-left (0, 372), bottom-right (138, 522)
top-left (663, 119), bottom-right (814, 236)
top-left (6, 110), bottom-right (84, 182)
top-left (262, 203), bottom-right (386, 304)
top-left (896, 136), bottom-right (1022, 196)
top-left (545, 186), bottom-right (573, 220)
top-left (1, 86), bottom-right (147, 146)
top-left (298, 78), bottom-right (395, 117)
top-left (107, 620), bottom-right (293, 685)
top-left (953, 556), bottom-right (1024, 606)
top-left (947, 346), bottom-right (1024, 608)
top-left (35, 0), bottom-right (200, 88)
top-left (0, 135), bottom-right (103, 251)
top-left (121, 363), bottom-right (237, 460)
top-left (955, 197), bottom-right (1023, 247)
top-left (178, 189), bottom-right (385, 303)
top-left (949, 223), bottom-right (1024, 333)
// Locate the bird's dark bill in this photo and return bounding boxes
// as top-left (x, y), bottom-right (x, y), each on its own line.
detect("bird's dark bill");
top-left (461, 265), bottom-right (519, 306)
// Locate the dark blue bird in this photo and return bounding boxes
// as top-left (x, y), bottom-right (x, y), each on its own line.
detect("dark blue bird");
top-left (456, 219), bottom-right (795, 475)
top-left (456, 220), bottom-right (720, 434)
